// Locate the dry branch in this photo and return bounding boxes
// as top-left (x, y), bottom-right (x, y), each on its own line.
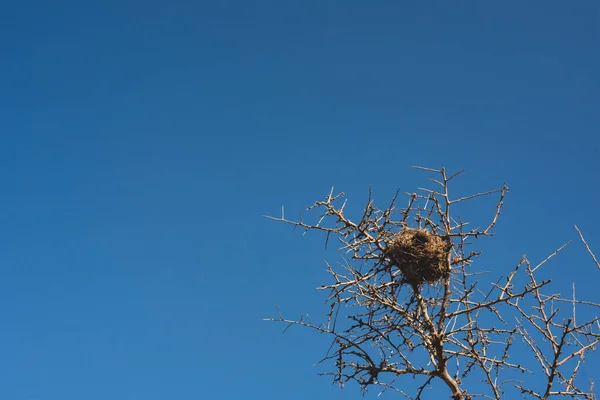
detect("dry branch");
top-left (267, 167), bottom-right (599, 400)
top-left (575, 225), bottom-right (600, 269)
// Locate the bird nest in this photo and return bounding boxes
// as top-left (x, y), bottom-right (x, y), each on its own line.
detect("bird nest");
top-left (385, 228), bottom-right (451, 285)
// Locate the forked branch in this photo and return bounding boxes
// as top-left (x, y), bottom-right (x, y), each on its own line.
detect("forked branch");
top-left (267, 167), bottom-right (599, 399)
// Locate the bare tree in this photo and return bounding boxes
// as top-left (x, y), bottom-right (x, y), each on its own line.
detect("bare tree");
top-left (266, 167), bottom-right (600, 400)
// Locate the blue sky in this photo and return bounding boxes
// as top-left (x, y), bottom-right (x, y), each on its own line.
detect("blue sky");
top-left (1, 1), bottom-right (599, 399)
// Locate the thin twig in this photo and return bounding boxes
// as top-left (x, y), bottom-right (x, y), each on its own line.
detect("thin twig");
top-left (575, 224), bottom-right (600, 269)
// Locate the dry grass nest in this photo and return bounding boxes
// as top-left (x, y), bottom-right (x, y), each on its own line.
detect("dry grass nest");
top-left (385, 228), bottom-right (451, 285)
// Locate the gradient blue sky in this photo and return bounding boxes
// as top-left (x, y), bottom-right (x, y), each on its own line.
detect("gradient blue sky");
top-left (1, 1), bottom-right (599, 399)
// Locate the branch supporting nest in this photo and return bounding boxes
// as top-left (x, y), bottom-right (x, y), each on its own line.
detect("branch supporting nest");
top-left (266, 167), bottom-right (600, 400)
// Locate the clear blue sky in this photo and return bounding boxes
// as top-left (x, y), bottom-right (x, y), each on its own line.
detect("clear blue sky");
top-left (1, 1), bottom-right (599, 399)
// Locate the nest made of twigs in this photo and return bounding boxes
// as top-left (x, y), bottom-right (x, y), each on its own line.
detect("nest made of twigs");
top-left (385, 228), bottom-right (451, 285)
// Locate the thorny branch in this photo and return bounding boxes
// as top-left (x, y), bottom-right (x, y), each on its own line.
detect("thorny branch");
top-left (266, 167), bottom-right (600, 399)
top-left (575, 225), bottom-right (600, 270)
